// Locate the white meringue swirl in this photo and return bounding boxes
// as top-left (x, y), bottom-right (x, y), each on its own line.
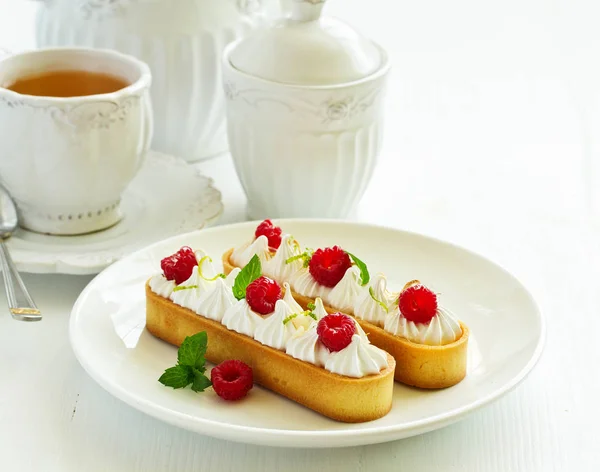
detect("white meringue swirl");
top-left (282, 282), bottom-right (303, 313)
top-left (254, 299), bottom-right (299, 350)
top-left (263, 234), bottom-right (303, 281)
top-left (222, 299), bottom-right (266, 338)
top-left (195, 276), bottom-right (237, 323)
top-left (148, 275), bottom-right (175, 298)
top-left (324, 334), bottom-right (389, 378)
top-left (353, 274), bottom-right (397, 327)
top-left (285, 321), bottom-right (329, 367)
top-left (231, 235), bottom-right (271, 267)
top-left (290, 267), bottom-right (325, 298)
top-left (291, 266), bottom-right (365, 313)
top-left (169, 256), bottom-right (216, 308)
top-left (312, 297), bottom-right (329, 320)
top-left (384, 305), bottom-right (462, 346)
top-left (327, 266), bottom-right (366, 313)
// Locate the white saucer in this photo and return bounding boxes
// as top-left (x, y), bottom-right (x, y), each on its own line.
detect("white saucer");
top-left (8, 151), bottom-right (223, 275)
top-left (70, 220), bottom-right (545, 448)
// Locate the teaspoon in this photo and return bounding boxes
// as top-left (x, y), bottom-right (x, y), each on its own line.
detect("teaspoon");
top-left (0, 187), bottom-right (41, 321)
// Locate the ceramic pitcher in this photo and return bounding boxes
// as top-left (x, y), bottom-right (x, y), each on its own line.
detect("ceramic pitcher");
top-left (35, 0), bottom-right (281, 162)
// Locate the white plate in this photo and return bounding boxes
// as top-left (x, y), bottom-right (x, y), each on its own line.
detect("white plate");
top-left (7, 151), bottom-right (223, 274)
top-left (70, 220), bottom-right (545, 448)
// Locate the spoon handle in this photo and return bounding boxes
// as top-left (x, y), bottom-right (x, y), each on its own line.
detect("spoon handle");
top-left (0, 241), bottom-right (41, 321)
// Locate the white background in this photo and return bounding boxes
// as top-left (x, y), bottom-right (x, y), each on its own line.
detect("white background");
top-left (0, 0), bottom-right (599, 470)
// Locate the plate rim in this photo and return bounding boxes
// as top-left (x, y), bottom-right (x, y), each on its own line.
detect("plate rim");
top-left (69, 219), bottom-right (546, 447)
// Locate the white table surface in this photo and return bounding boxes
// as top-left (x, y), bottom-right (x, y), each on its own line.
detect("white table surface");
top-left (1, 1), bottom-right (599, 471)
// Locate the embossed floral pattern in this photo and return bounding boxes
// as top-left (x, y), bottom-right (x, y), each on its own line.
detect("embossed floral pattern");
top-left (237, 0), bottom-right (261, 15)
top-left (325, 99), bottom-right (351, 121)
top-left (224, 82), bottom-right (239, 101)
top-left (224, 84), bottom-right (383, 123)
top-left (0, 95), bottom-right (141, 130)
top-left (79, 0), bottom-right (131, 20)
top-left (318, 90), bottom-right (383, 123)
top-left (78, 0), bottom-right (265, 19)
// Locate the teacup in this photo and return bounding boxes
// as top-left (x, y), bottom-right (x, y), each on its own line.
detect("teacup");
top-left (0, 47), bottom-right (153, 235)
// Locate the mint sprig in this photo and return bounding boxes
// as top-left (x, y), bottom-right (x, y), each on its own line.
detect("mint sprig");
top-left (232, 254), bottom-right (262, 300)
top-left (346, 251), bottom-right (370, 286)
top-left (158, 365), bottom-right (193, 389)
top-left (158, 332), bottom-right (211, 393)
top-left (285, 248), bottom-right (314, 268)
top-left (191, 368), bottom-right (213, 392)
top-left (177, 330), bottom-right (208, 368)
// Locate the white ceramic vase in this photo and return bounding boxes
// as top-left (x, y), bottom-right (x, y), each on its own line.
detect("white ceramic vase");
top-left (35, 0), bottom-right (274, 162)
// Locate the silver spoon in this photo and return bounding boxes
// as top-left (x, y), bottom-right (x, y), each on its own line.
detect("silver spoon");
top-left (0, 187), bottom-right (41, 321)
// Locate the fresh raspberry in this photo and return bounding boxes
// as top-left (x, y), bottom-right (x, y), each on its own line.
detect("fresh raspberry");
top-left (309, 246), bottom-right (352, 288)
top-left (255, 219), bottom-right (282, 250)
top-left (160, 246), bottom-right (197, 285)
top-left (245, 276), bottom-right (282, 315)
top-left (211, 360), bottom-right (253, 401)
top-left (317, 313), bottom-right (356, 352)
top-left (399, 284), bottom-right (438, 324)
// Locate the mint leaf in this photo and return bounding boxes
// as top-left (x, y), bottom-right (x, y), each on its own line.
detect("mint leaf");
top-left (158, 365), bottom-right (193, 389)
top-left (191, 368), bottom-right (212, 393)
top-left (232, 254), bottom-right (262, 300)
top-left (177, 331), bottom-right (208, 369)
top-left (158, 332), bottom-right (211, 394)
top-left (347, 252), bottom-right (370, 286)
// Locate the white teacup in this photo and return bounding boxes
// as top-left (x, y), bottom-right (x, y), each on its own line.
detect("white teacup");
top-left (0, 47), bottom-right (153, 235)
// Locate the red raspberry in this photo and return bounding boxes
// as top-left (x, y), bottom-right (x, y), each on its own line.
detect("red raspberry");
top-left (245, 276), bottom-right (282, 315)
top-left (160, 246), bottom-right (197, 285)
top-left (211, 360), bottom-right (253, 401)
top-left (309, 246), bottom-right (352, 288)
top-left (317, 313), bottom-right (356, 352)
top-left (399, 284), bottom-right (438, 324)
top-left (255, 219), bottom-right (282, 250)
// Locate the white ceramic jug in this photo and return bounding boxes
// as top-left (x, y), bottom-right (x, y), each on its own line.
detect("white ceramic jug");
top-left (35, 0), bottom-right (279, 162)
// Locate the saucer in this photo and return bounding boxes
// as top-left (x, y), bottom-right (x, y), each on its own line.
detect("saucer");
top-left (8, 151), bottom-right (223, 275)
